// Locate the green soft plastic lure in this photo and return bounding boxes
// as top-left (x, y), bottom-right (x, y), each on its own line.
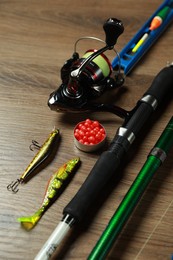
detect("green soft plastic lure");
top-left (17, 157), bottom-right (80, 230)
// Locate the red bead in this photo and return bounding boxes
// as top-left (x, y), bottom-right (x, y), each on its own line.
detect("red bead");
top-left (96, 132), bottom-right (102, 141)
top-left (75, 128), bottom-right (80, 133)
top-left (90, 124), bottom-right (95, 129)
top-left (94, 126), bottom-right (100, 133)
top-left (83, 126), bottom-right (88, 132)
top-left (85, 131), bottom-right (90, 137)
top-left (74, 132), bottom-right (80, 140)
top-left (83, 136), bottom-right (88, 142)
top-left (88, 136), bottom-right (96, 144)
top-left (92, 121), bottom-right (100, 127)
top-left (78, 123), bottom-right (83, 129)
top-left (85, 119), bottom-right (92, 125)
top-left (99, 128), bottom-right (105, 134)
top-left (90, 130), bottom-right (96, 136)
top-left (101, 133), bottom-right (105, 140)
top-left (86, 127), bottom-right (92, 132)
top-left (79, 130), bottom-right (85, 137)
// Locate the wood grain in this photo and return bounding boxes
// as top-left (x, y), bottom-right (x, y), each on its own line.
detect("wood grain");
top-left (0, 1), bottom-right (173, 259)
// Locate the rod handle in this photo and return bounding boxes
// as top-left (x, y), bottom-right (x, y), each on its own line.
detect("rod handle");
top-left (144, 64), bottom-right (173, 105)
top-left (63, 148), bottom-right (124, 222)
top-left (125, 64), bottom-right (173, 134)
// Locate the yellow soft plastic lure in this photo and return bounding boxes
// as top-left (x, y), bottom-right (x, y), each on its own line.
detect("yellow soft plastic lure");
top-left (7, 128), bottom-right (60, 193)
top-left (17, 157), bottom-right (80, 230)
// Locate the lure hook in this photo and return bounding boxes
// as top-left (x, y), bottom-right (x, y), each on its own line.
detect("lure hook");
top-left (29, 140), bottom-right (41, 151)
top-left (7, 179), bottom-right (22, 193)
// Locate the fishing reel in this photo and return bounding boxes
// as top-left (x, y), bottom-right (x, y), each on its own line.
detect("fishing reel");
top-left (48, 18), bottom-right (125, 115)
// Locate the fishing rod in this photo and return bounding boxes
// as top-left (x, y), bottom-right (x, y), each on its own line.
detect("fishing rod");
top-left (35, 64), bottom-right (173, 260)
top-left (88, 116), bottom-right (173, 260)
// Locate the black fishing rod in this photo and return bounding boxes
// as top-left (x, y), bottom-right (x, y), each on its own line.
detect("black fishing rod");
top-left (35, 63), bottom-right (173, 260)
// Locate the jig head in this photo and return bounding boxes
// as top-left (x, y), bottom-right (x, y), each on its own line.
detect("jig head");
top-left (48, 18), bottom-right (125, 116)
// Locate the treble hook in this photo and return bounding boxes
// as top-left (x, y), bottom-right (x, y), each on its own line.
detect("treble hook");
top-left (29, 140), bottom-right (41, 151)
top-left (7, 179), bottom-right (22, 193)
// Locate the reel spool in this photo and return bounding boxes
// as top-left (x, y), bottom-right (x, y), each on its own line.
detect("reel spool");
top-left (62, 48), bottom-right (113, 99)
top-left (77, 49), bottom-right (112, 85)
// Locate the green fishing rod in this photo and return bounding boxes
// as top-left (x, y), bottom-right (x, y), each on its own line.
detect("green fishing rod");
top-left (88, 116), bottom-right (173, 260)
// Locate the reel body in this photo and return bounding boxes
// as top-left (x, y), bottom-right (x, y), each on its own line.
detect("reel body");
top-left (48, 18), bottom-right (124, 114)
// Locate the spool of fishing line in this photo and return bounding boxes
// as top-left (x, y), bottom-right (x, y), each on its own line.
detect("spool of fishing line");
top-left (81, 49), bottom-right (112, 83)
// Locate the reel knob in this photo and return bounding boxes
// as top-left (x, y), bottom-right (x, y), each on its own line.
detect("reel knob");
top-left (103, 18), bottom-right (124, 48)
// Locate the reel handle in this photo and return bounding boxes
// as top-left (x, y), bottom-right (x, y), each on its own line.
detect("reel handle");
top-left (71, 18), bottom-right (124, 78)
top-left (103, 18), bottom-right (124, 48)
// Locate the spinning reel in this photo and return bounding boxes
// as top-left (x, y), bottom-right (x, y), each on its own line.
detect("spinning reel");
top-left (48, 18), bottom-right (126, 116)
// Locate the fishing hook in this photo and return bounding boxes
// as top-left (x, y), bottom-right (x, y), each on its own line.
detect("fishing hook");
top-left (29, 140), bottom-right (41, 151)
top-left (7, 179), bottom-right (22, 193)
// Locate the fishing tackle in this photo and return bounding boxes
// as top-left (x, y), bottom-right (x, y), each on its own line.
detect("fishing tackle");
top-left (7, 128), bottom-right (60, 193)
top-left (35, 64), bottom-right (173, 260)
top-left (88, 116), bottom-right (173, 259)
top-left (48, 18), bottom-right (125, 115)
top-left (112, 0), bottom-right (173, 74)
top-left (17, 157), bottom-right (80, 230)
top-left (48, 1), bottom-right (173, 116)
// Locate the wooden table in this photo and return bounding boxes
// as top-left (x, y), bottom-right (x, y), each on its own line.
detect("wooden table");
top-left (1, 1), bottom-right (173, 259)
